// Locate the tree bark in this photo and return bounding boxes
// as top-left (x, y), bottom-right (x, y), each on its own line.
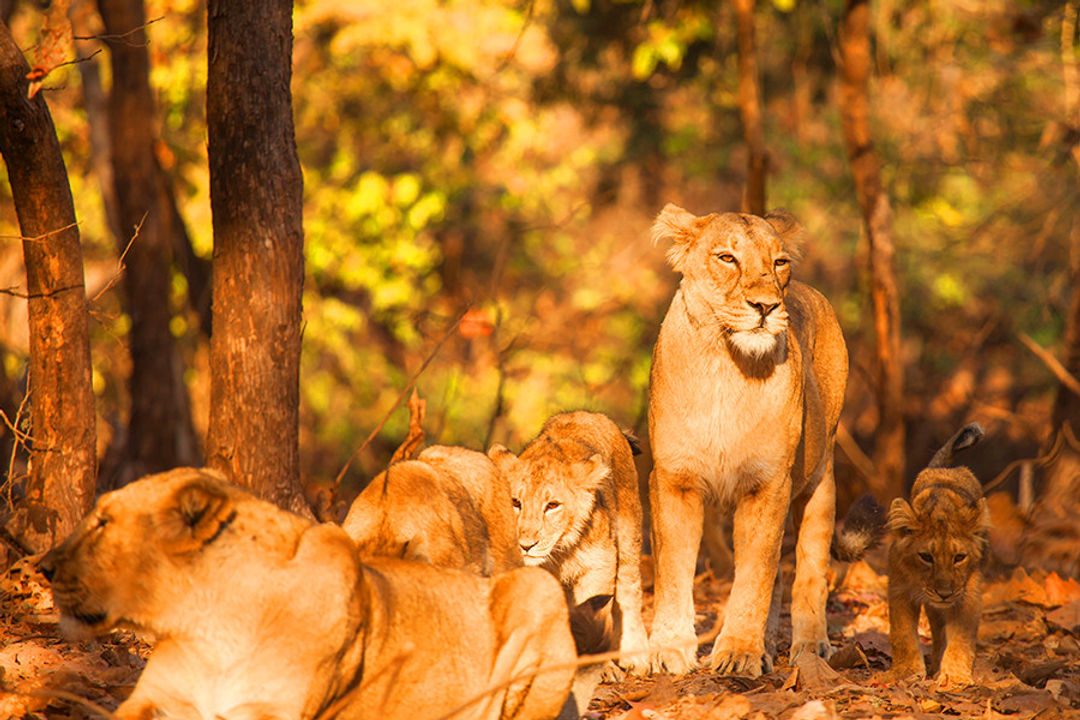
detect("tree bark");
top-left (734, 0), bottom-right (768, 216)
top-left (204, 0), bottom-right (310, 516)
top-left (97, 0), bottom-right (200, 487)
top-left (838, 0), bottom-right (905, 500)
top-left (0, 21), bottom-right (97, 551)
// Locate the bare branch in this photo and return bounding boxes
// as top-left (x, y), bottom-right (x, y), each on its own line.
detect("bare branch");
top-left (1018, 332), bottom-right (1080, 398)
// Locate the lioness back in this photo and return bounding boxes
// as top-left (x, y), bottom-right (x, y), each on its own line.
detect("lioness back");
top-left (488, 411), bottom-right (650, 677)
top-left (342, 446), bottom-right (521, 575)
top-left (888, 423), bottom-right (989, 687)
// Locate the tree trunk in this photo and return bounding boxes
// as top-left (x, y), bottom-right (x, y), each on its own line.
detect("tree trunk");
top-left (734, 0), bottom-right (768, 216)
top-left (204, 0), bottom-right (309, 516)
top-left (838, 0), bottom-right (905, 500)
top-left (97, 0), bottom-right (200, 488)
top-left (0, 21), bottom-right (97, 551)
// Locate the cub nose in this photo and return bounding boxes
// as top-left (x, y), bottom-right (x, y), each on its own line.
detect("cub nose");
top-left (520, 539), bottom-right (538, 553)
top-left (747, 300), bottom-right (778, 318)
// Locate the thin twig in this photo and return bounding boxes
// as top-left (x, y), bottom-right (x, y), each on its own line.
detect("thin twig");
top-left (835, 421), bottom-right (876, 482)
top-left (25, 689), bottom-right (116, 719)
top-left (0, 221), bottom-right (80, 243)
top-left (91, 211), bottom-right (147, 305)
top-left (4, 386), bottom-right (30, 513)
top-left (332, 308), bottom-right (470, 487)
top-left (1018, 332), bottom-right (1080, 397)
top-left (74, 15), bottom-right (164, 45)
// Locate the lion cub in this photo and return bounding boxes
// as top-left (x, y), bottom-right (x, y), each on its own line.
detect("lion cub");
top-left (342, 445), bottom-right (522, 575)
top-left (888, 422), bottom-right (989, 687)
top-left (488, 411), bottom-right (649, 677)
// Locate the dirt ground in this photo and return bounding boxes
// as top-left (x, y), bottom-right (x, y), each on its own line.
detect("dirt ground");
top-left (2, 546), bottom-right (1080, 720)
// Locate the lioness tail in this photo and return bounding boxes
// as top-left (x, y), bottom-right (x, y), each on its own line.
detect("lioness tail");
top-left (831, 493), bottom-right (887, 562)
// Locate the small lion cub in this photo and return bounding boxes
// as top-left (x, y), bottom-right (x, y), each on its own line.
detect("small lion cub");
top-left (887, 422), bottom-right (989, 687)
top-left (488, 411), bottom-right (649, 677)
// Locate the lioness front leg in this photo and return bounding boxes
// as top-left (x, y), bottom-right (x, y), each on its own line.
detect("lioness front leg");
top-left (648, 467), bottom-right (703, 675)
top-left (790, 459), bottom-right (836, 662)
top-left (708, 475), bottom-right (789, 676)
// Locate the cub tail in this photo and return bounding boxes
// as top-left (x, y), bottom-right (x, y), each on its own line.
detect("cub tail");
top-left (831, 493), bottom-right (887, 562)
top-left (926, 421), bottom-right (985, 469)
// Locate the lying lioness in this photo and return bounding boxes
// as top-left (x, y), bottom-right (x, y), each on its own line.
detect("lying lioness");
top-left (39, 467), bottom-right (576, 720)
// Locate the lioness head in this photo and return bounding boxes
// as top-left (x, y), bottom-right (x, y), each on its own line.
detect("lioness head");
top-left (38, 467), bottom-right (307, 640)
top-left (651, 204), bottom-right (807, 359)
top-left (487, 445), bottom-right (609, 566)
top-left (888, 424), bottom-right (989, 608)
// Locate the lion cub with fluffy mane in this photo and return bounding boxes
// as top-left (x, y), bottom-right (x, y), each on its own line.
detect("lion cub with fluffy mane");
top-left (40, 468), bottom-right (575, 720)
top-left (343, 445), bottom-right (522, 576)
top-left (888, 422), bottom-right (989, 687)
top-left (488, 411), bottom-right (649, 677)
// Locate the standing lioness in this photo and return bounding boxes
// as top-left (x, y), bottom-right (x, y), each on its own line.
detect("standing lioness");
top-left (40, 468), bottom-right (575, 720)
top-left (648, 205), bottom-right (848, 676)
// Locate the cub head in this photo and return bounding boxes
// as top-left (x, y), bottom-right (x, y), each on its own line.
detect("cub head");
top-left (651, 203), bottom-right (807, 358)
top-left (487, 444), bottom-right (609, 566)
top-left (38, 467), bottom-right (243, 639)
top-left (888, 471), bottom-right (989, 608)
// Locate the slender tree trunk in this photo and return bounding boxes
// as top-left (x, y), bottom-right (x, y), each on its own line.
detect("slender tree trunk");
top-left (734, 0), bottom-right (768, 215)
top-left (0, 22), bottom-right (97, 551)
top-left (838, 0), bottom-right (905, 500)
top-left (97, 0), bottom-right (200, 487)
top-left (205, 0), bottom-right (310, 515)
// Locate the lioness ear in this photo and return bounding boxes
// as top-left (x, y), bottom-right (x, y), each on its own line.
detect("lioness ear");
top-left (651, 203), bottom-right (700, 272)
top-left (582, 454), bottom-right (612, 492)
top-left (172, 478), bottom-right (234, 546)
top-left (887, 498), bottom-right (918, 535)
top-left (487, 444), bottom-right (516, 468)
top-left (763, 209), bottom-right (807, 260)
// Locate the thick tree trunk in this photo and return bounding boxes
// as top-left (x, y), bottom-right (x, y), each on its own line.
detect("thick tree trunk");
top-left (0, 22), bottom-right (97, 551)
top-left (97, 0), bottom-right (200, 487)
top-left (838, 0), bottom-right (905, 500)
top-left (204, 0), bottom-right (310, 515)
top-left (734, 0), bottom-right (768, 216)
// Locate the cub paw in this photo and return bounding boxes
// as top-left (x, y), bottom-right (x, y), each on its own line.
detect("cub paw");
top-left (935, 668), bottom-right (974, 689)
top-left (615, 651), bottom-right (651, 679)
top-left (599, 661), bottom-right (625, 684)
top-left (789, 640), bottom-right (833, 664)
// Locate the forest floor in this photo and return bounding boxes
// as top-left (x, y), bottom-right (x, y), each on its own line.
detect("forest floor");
top-left (2, 546), bottom-right (1080, 720)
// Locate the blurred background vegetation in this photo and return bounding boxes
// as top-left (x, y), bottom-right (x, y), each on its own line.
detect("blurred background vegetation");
top-left (0, 0), bottom-right (1074, 505)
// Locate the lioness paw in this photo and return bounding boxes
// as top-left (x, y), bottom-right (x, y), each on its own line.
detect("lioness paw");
top-left (615, 651), bottom-right (651, 679)
top-left (708, 645), bottom-right (772, 677)
top-left (789, 640), bottom-right (833, 664)
top-left (599, 661), bottom-right (625, 684)
top-left (649, 646), bottom-right (697, 675)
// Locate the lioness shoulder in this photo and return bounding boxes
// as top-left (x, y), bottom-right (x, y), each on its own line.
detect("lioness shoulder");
top-left (488, 411), bottom-right (649, 677)
top-left (40, 468), bottom-right (575, 720)
top-left (888, 423), bottom-right (989, 687)
top-left (342, 445), bottom-right (521, 575)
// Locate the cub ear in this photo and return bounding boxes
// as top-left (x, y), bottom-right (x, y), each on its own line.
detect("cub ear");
top-left (887, 497), bottom-right (918, 535)
top-left (581, 454), bottom-right (612, 492)
top-left (172, 477), bottom-right (234, 546)
top-left (651, 203), bottom-right (700, 273)
top-left (762, 209), bottom-right (808, 260)
top-left (487, 444), bottom-right (515, 466)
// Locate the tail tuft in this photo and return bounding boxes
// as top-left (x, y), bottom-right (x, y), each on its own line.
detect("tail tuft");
top-left (831, 494), bottom-right (887, 562)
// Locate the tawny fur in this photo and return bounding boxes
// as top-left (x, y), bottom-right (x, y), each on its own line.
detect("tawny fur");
top-left (488, 411), bottom-right (649, 677)
top-left (342, 445), bottom-right (522, 575)
top-left (888, 423), bottom-right (989, 688)
top-left (647, 205), bottom-right (848, 677)
top-left (40, 468), bottom-right (575, 720)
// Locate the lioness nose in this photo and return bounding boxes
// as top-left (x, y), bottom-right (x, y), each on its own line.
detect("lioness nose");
top-left (748, 300), bottom-right (778, 318)
top-left (520, 539), bottom-right (538, 553)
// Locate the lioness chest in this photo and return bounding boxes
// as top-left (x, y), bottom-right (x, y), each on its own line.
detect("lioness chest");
top-left (649, 291), bottom-right (803, 500)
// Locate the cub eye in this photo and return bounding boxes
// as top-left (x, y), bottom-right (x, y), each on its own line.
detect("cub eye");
top-left (917, 552), bottom-right (933, 565)
top-left (715, 253), bottom-right (736, 264)
top-left (545, 501), bottom-right (561, 512)
top-left (953, 553), bottom-right (967, 564)
top-left (774, 258), bottom-right (790, 267)
top-left (510, 498), bottom-right (521, 510)
top-left (95, 516), bottom-right (110, 530)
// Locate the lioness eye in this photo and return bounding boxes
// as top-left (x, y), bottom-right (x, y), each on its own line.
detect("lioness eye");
top-left (953, 553), bottom-right (967, 564)
top-left (95, 516), bottom-right (109, 529)
top-left (774, 258), bottom-right (789, 267)
top-left (545, 501), bottom-right (561, 512)
top-left (917, 552), bottom-right (933, 565)
top-left (715, 253), bottom-right (735, 263)
top-left (511, 498), bottom-right (521, 510)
